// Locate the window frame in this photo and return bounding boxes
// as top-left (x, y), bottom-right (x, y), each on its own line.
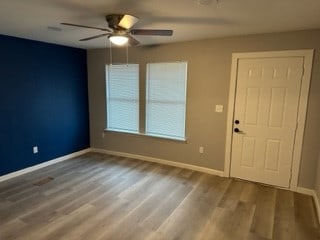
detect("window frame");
top-left (104, 61), bottom-right (188, 142)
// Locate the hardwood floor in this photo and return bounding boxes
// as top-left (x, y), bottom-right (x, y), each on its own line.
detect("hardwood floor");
top-left (0, 153), bottom-right (319, 240)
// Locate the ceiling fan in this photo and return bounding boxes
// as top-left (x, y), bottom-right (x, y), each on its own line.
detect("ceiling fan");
top-left (61, 14), bottom-right (173, 46)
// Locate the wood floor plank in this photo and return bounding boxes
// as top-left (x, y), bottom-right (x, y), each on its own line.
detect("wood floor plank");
top-left (140, 174), bottom-right (195, 232)
top-left (198, 202), bottom-right (256, 240)
top-left (0, 218), bottom-right (27, 240)
top-left (16, 204), bottom-right (96, 240)
top-left (291, 223), bottom-right (320, 240)
top-left (239, 181), bottom-right (259, 204)
top-left (23, 155), bottom-right (95, 181)
top-left (59, 199), bottom-right (128, 240)
top-left (150, 175), bottom-right (230, 240)
top-left (106, 171), bottom-right (200, 239)
top-left (272, 189), bottom-right (295, 240)
top-left (90, 167), bottom-right (186, 239)
top-left (250, 185), bottom-right (277, 239)
top-left (217, 178), bottom-right (244, 210)
top-left (294, 192), bottom-right (319, 228)
top-left (0, 152), bottom-right (319, 240)
top-left (0, 191), bottom-right (47, 225)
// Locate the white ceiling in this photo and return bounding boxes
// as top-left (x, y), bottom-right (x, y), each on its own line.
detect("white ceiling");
top-left (1, 0), bottom-right (320, 49)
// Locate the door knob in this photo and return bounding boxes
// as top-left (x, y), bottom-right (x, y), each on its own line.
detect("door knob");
top-left (234, 128), bottom-right (240, 133)
top-left (234, 128), bottom-right (245, 134)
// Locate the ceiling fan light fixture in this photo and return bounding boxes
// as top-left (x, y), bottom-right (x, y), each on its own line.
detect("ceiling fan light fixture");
top-left (109, 35), bottom-right (129, 45)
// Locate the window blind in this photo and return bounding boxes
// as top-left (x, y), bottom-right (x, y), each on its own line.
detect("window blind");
top-left (106, 64), bottom-right (139, 133)
top-left (146, 62), bottom-right (187, 140)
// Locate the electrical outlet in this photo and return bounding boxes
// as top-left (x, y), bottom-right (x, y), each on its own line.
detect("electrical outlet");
top-left (33, 146), bottom-right (38, 154)
top-left (199, 146), bottom-right (204, 154)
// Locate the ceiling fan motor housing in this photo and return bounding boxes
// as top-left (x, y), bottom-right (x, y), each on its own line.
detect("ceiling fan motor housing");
top-left (106, 14), bottom-right (125, 30)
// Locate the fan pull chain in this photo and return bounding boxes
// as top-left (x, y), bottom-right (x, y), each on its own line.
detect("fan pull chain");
top-left (126, 43), bottom-right (129, 66)
top-left (109, 41), bottom-right (113, 65)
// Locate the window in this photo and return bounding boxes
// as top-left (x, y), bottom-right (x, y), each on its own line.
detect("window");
top-left (105, 62), bottom-right (188, 141)
top-left (106, 64), bottom-right (139, 133)
top-left (146, 62), bottom-right (187, 140)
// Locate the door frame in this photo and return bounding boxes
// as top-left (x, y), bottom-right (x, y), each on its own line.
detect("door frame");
top-left (224, 50), bottom-right (314, 190)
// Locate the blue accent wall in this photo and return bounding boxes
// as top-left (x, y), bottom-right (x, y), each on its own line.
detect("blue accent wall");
top-left (0, 35), bottom-right (89, 176)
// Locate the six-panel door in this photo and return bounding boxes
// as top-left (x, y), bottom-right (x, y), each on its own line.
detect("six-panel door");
top-left (230, 57), bottom-right (304, 188)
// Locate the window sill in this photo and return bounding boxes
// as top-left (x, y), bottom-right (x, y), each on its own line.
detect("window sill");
top-left (104, 129), bottom-right (187, 143)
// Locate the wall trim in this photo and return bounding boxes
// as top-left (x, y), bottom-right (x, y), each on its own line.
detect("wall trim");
top-left (296, 187), bottom-right (320, 224)
top-left (224, 49), bottom-right (314, 191)
top-left (0, 148), bottom-right (92, 182)
top-left (91, 148), bottom-right (225, 177)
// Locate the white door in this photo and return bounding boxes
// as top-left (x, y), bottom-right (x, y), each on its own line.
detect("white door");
top-left (230, 57), bottom-right (304, 188)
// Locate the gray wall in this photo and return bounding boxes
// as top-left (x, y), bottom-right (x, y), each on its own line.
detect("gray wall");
top-left (87, 29), bottom-right (320, 189)
top-left (315, 152), bottom-right (320, 201)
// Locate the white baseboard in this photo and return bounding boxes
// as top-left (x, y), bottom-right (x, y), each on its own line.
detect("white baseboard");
top-left (296, 187), bottom-right (320, 224)
top-left (91, 148), bottom-right (225, 177)
top-left (0, 148), bottom-right (92, 182)
top-left (312, 191), bottom-right (320, 224)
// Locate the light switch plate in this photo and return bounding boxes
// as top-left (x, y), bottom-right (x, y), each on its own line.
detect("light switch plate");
top-left (215, 105), bottom-right (223, 113)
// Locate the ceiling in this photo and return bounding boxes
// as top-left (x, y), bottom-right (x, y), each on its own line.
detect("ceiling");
top-left (1, 0), bottom-right (320, 49)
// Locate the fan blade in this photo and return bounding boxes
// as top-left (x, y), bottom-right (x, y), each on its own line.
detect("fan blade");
top-left (127, 35), bottom-right (140, 46)
top-left (61, 23), bottom-right (111, 32)
top-left (118, 15), bottom-right (139, 29)
top-left (130, 29), bottom-right (173, 36)
top-left (79, 33), bottom-right (109, 41)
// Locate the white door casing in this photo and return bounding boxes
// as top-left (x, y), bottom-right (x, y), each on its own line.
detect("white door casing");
top-left (225, 50), bottom-right (314, 190)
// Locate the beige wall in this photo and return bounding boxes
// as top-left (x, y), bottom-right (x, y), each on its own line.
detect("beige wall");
top-left (87, 29), bottom-right (320, 189)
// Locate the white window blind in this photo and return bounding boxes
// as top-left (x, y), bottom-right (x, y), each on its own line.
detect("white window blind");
top-left (106, 64), bottom-right (139, 133)
top-left (146, 62), bottom-right (187, 140)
